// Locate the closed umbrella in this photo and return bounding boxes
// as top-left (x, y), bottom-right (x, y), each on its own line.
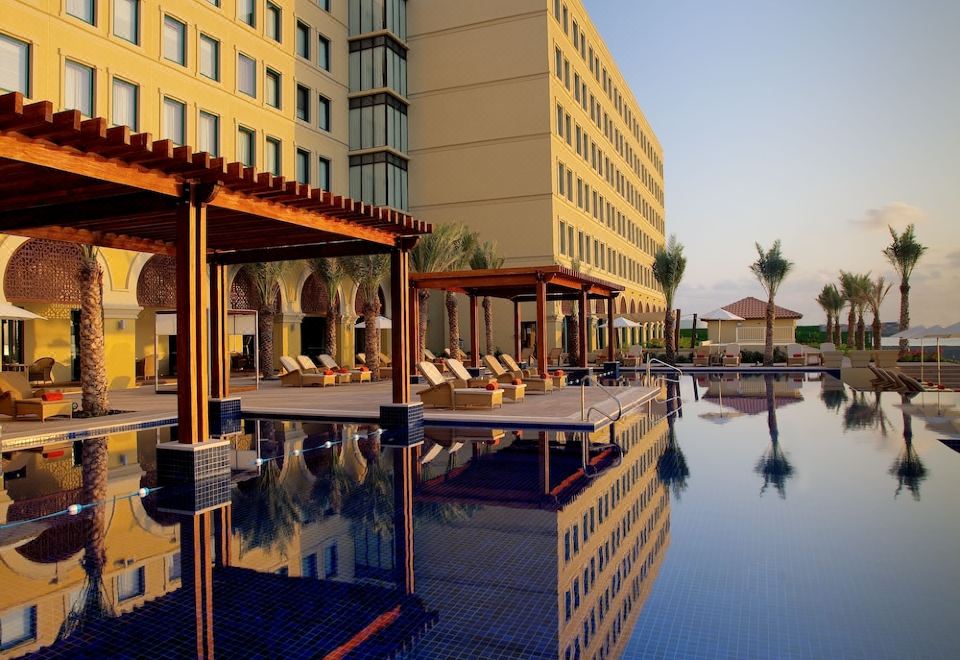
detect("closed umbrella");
top-left (0, 303), bottom-right (44, 373)
top-left (920, 325), bottom-right (953, 387)
top-left (700, 308), bottom-right (744, 346)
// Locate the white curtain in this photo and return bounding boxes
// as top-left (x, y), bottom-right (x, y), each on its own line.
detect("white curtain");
top-left (199, 111), bottom-right (218, 155)
top-left (163, 17), bottom-right (184, 63)
top-left (238, 54), bottom-right (256, 96)
top-left (0, 35), bottom-right (28, 95)
top-left (67, 0), bottom-right (94, 22)
top-left (114, 0), bottom-right (138, 42)
top-left (64, 61), bottom-right (93, 116)
top-left (111, 78), bottom-right (137, 129)
top-left (163, 98), bottom-right (184, 145)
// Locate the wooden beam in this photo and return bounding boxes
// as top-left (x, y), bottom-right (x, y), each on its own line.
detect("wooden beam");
top-left (210, 240), bottom-right (391, 265)
top-left (390, 246), bottom-right (411, 404)
top-left (181, 512), bottom-right (216, 659)
top-left (408, 282), bottom-right (420, 376)
top-left (176, 183), bottom-right (211, 444)
top-left (536, 279), bottom-right (548, 377)
top-left (392, 447), bottom-right (415, 595)
top-left (578, 288), bottom-right (588, 368)
top-left (209, 262), bottom-right (229, 399)
top-left (469, 295), bottom-right (479, 367)
top-left (607, 295), bottom-right (616, 361)
top-left (0, 191), bottom-right (175, 230)
top-left (11, 226), bottom-right (174, 255)
top-left (513, 300), bottom-right (522, 361)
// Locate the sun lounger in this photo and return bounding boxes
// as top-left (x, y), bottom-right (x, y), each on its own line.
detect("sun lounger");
top-left (501, 354), bottom-right (535, 378)
top-left (622, 345), bottom-right (644, 368)
top-left (0, 372), bottom-right (72, 421)
top-left (722, 344), bottom-right (741, 366)
top-left (868, 366), bottom-right (903, 391)
top-left (547, 347), bottom-right (565, 367)
top-left (355, 352), bottom-right (391, 379)
top-left (786, 344), bottom-right (806, 367)
top-left (279, 356), bottom-right (335, 387)
top-left (849, 350), bottom-right (872, 368)
top-left (822, 351), bottom-right (846, 368)
top-left (484, 354), bottom-right (553, 394)
top-left (317, 354), bottom-right (371, 383)
top-left (873, 351), bottom-right (898, 369)
top-left (417, 361), bottom-right (503, 409)
top-left (446, 358), bottom-right (525, 402)
top-left (693, 347), bottom-right (710, 367)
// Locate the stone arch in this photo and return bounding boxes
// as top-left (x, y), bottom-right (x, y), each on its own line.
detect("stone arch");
top-left (354, 285), bottom-right (386, 316)
top-left (595, 299), bottom-right (605, 315)
top-left (561, 300), bottom-right (574, 316)
top-left (3, 239), bottom-right (85, 304)
top-left (300, 272), bottom-right (341, 316)
top-left (619, 298), bottom-right (627, 314)
top-left (630, 299), bottom-right (637, 314)
top-left (136, 255), bottom-right (177, 309)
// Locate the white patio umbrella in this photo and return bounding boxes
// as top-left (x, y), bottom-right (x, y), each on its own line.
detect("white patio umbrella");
top-left (355, 316), bottom-right (392, 329)
top-left (920, 325), bottom-right (955, 387)
top-left (889, 325), bottom-right (930, 380)
top-left (0, 303), bottom-right (45, 372)
top-left (700, 308), bottom-right (744, 344)
top-left (597, 316), bottom-right (640, 328)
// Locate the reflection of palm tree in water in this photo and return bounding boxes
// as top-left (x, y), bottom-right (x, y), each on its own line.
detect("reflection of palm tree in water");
top-left (232, 460), bottom-right (298, 557)
top-left (657, 381), bottom-right (689, 498)
top-left (843, 391), bottom-right (889, 433)
top-left (820, 378), bottom-right (848, 413)
top-left (58, 437), bottom-right (114, 640)
top-left (756, 375), bottom-right (794, 498)
top-left (890, 394), bottom-right (927, 500)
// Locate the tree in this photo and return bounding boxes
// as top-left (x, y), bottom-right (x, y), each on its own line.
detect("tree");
top-left (749, 241), bottom-right (793, 365)
top-left (411, 224), bottom-right (476, 362)
top-left (243, 261), bottom-right (291, 378)
top-left (470, 240), bottom-right (505, 356)
top-left (309, 257), bottom-right (344, 359)
top-left (656, 382), bottom-right (689, 498)
top-left (78, 247), bottom-right (109, 416)
top-left (838, 271), bottom-right (860, 348)
top-left (565, 257), bottom-right (584, 366)
top-left (652, 236), bottom-right (687, 364)
top-left (816, 283), bottom-right (844, 346)
top-left (755, 375), bottom-right (794, 498)
top-left (889, 395), bottom-right (927, 500)
top-left (883, 224), bottom-right (927, 356)
top-left (852, 273), bottom-right (872, 350)
top-left (816, 284), bottom-right (836, 345)
top-left (865, 275), bottom-right (893, 350)
top-left (342, 254), bottom-right (390, 380)
top-left (442, 231), bottom-right (477, 358)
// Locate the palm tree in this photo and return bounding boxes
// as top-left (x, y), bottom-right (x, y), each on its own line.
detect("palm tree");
top-left (652, 235), bottom-right (687, 364)
top-left (865, 275), bottom-right (893, 350)
top-left (883, 224), bottom-right (927, 356)
top-left (656, 382), bottom-right (689, 498)
top-left (232, 460), bottom-right (299, 556)
top-left (78, 247), bottom-right (109, 416)
top-left (565, 257), bottom-right (583, 366)
top-left (852, 273), bottom-right (872, 350)
top-left (470, 240), bottom-right (505, 356)
top-left (244, 261), bottom-right (291, 378)
top-left (889, 395), bottom-right (927, 499)
top-left (816, 284), bottom-right (836, 345)
top-left (443, 231), bottom-right (478, 358)
top-left (309, 257), bottom-right (344, 359)
top-left (342, 254), bottom-right (390, 380)
top-left (411, 224), bottom-right (474, 362)
top-left (749, 241), bottom-right (794, 366)
top-left (755, 375), bottom-right (794, 498)
top-left (838, 271), bottom-right (860, 348)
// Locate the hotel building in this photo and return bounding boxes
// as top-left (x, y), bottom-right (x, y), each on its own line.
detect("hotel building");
top-left (0, 0), bottom-right (663, 387)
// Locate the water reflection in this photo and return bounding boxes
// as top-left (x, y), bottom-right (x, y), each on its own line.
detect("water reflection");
top-left (755, 374), bottom-right (795, 498)
top-left (657, 382), bottom-right (689, 499)
top-left (890, 394), bottom-right (928, 500)
top-left (820, 375), bottom-right (849, 413)
top-left (843, 391), bottom-right (890, 435)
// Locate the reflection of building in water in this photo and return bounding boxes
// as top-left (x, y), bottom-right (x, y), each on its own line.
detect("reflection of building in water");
top-left (414, 412), bottom-right (672, 659)
top-left (699, 374), bottom-right (804, 415)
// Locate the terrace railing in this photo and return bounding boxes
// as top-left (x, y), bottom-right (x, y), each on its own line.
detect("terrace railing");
top-left (735, 326), bottom-right (795, 345)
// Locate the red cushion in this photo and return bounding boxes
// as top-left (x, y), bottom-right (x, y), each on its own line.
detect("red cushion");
top-left (792, 353), bottom-right (802, 358)
top-left (338, 368), bottom-right (349, 374)
top-left (554, 370), bottom-right (565, 377)
top-left (512, 378), bottom-right (523, 386)
top-left (360, 366), bottom-right (370, 372)
top-left (324, 369), bottom-right (334, 375)
top-left (41, 391), bottom-right (64, 402)
top-left (485, 381), bottom-right (499, 391)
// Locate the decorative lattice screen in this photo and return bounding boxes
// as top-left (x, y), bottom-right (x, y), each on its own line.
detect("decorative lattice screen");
top-left (136, 255), bottom-right (176, 308)
top-left (4, 239), bottom-right (84, 304)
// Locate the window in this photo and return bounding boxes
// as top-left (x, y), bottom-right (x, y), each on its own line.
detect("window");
top-left (113, 0), bottom-right (140, 44)
top-left (296, 22), bottom-right (310, 59)
top-left (238, 0), bottom-right (255, 27)
top-left (318, 35), bottom-right (331, 71)
top-left (324, 542), bottom-right (339, 578)
top-left (349, 0), bottom-right (407, 39)
top-left (559, 221), bottom-right (567, 255)
top-left (198, 110), bottom-right (219, 155)
top-left (162, 97), bottom-right (185, 145)
top-left (163, 16), bottom-right (186, 65)
top-left (0, 34), bottom-right (30, 95)
top-left (301, 553), bottom-right (319, 578)
top-left (265, 68), bottom-right (281, 108)
top-left (350, 151), bottom-right (408, 209)
top-left (349, 93), bottom-right (408, 152)
top-left (237, 53), bottom-right (256, 96)
top-left (556, 104), bottom-right (563, 137)
top-left (348, 36), bottom-right (407, 96)
top-left (238, 126), bottom-right (255, 166)
top-left (199, 34), bottom-right (220, 80)
top-left (118, 567), bottom-right (145, 601)
top-left (318, 156), bottom-right (330, 190)
top-left (1, 605), bottom-right (36, 651)
top-left (111, 78), bottom-right (138, 129)
top-left (168, 552), bottom-right (182, 580)
top-left (67, 0), bottom-right (96, 25)
top-left (266, 2), bottom-right (281, 41)
top-left (319, 0), bottom-right (331, 10)
top-left (266, 136), bottom-right (281, 175)
top-left (318, 95), bottom-right (330, 130)
top-left (296, 148), bottom-right (310, 184)
top-left (296, 85), bottom-right (310, 121)
top-left (64, 60), bottom-right (94, 117)
top-left (555, 47), bottom-right (562, 79)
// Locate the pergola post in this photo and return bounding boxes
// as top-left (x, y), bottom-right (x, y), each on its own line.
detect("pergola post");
top-left (578, 288), bottom-right (588, 368)
top-left (176, 183), bottom-right (212, 444)
top-left (536, 278), bottom-right (548, 375)
top-left (390, 244), bottom-right (412, 404)
top-left (538, 431), bottom-right (550, 495)
top-left (209, 261), bottom-right (229, 399)
top-left (180, 510), bottom-right (216, 659)
top-left (513, 300), bottom-right (522, 361)
top-left (393, 447), bottom-right (415, 595)
top-left (408, 282), bottom-right (420, 376)
top-left (607, 295), bottom-right (616, 360)
top-left (469, 293), bottom-right (479, 367)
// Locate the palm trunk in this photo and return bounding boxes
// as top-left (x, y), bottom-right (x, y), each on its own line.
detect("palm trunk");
top-left (79, 256), bottom-right (109, 416)
top-left (483, 296), bottom-right (494, 356)
top-left (364, 299), bottom-right (381, 381)
top-left (418, 290), bottom-right (430, 363)
top-left (847, 306), bottom-right (856, 348)
top-left (832, 313), bottom-right (842, 346)
top-left (445, 291), bottom-right (460, 357)
top-left (258, 308), bottom-right (275, 377)
top-left (856, 312), bottom-right (865, 350)
top-left (325, 312), bottom-right (339, 358)
top-left (664, 306), bottom-right (675, 363)
top-left (764, 294), bottom-right (776, 366)
top-left (824, 314), bottom-right (832, 345)
top-left (76, 436), bottom-right (110, 632)
top-left (872, 315), bottom-right (881, 350)
top-left (898, 281), bottom-right (910, 357)
top-left (569, 311), bottom-right (580, 366)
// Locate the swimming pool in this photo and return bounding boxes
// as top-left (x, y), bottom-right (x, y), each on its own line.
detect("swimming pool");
top-left (0, 373), bottom-right (957, 658)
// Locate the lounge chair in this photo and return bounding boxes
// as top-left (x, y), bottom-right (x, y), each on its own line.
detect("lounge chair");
top-left (446, 358), bottom-right (525, 402)
top-left (849, 350), bottom-right (872, 368)
top-left (820, 342), bottom-right (836, 352)
top-left (484, 354), bottom-right (553, 394)
top-left (873, 351), bottom-right (898, 369)
top-left (722, 344), bottom-right (741, 366)
top-left (0, 372), bottom-right (72, 421)
top-left (520, 347), bottom-right (534, 366)
top-left (786, 344), bottom-right (806, 367)
top-left (299, 355), bottom-right (353, 384)
top-left (355, 353), bottom-right (391, 379)
top-left (417, 361), bottom-right (503, 409)
top-left (28, 357), bottom-right (56, 385)
top-left (317, 354), bottom-right (371, 383)
top-left (693, 347), bottom-right (710, 367)
top-left (501, 354), bottom-right (535, 378)
top-left (869, 366), bottom-right (903, 391)
top-left (822, 351), bottom-right (846, 369)
top-left (279, 356), bottom-right (336, 387)
top-left (547, 347), bottom-right (565, 367)
top-left (422, 348), bottom-right (448, 370)
top-left (622, 345), bottom-right (644, 368)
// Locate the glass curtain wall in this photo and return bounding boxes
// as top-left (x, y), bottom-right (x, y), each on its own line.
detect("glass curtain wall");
top-left (349, 152), bottom-right (408, 210)
top-left (349, 0), bottom-right (407, 40)
top-left (348, 36), bottom-right (407, 97)
top-left (349, 93), bottom-right (407, 152)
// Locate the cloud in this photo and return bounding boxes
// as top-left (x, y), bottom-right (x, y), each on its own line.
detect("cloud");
top-left (946, 250), bottom-right (960, 268)
top-left (850, 202), bottom-right (926, 231)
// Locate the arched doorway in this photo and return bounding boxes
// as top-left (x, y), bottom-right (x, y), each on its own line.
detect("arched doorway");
top-left (353, 286), bottom-right (387, 358)
top-left (300, 272), bottom-right (340, 359)
top-left (136, 255), bottom-right (176, 380)
top-left (3, 239), bottom-right (85, 381)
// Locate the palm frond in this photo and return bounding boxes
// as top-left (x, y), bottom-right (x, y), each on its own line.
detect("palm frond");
top-left (883, 224), bottom-right (927, 281)
top-left (750, 240), bottom-right (793, 297)
top-left (652, 235), bottom-right (687, 307)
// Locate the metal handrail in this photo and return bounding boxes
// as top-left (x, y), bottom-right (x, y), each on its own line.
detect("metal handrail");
top-left (645, 357), bottom-right (682, 384)
top-left (579, 374), bottom-right (624, 423)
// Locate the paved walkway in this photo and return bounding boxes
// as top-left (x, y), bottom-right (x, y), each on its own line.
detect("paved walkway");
top-left (0, 379), bottom-right (658, 449)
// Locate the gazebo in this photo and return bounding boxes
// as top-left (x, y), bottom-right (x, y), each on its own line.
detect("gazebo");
top-left (0, 92), bottom-right (430, 449)
top-left (409, 266), bottom-right (623, 372)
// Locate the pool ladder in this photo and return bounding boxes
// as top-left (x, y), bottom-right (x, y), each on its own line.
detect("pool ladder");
top-left (579, 374), bottom-right (624, 423)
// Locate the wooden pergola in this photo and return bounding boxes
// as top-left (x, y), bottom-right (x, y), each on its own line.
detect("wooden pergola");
top-left (0, 92), bottom-right (430, 444)
top-left (410, 266), bottom-right (623, 372)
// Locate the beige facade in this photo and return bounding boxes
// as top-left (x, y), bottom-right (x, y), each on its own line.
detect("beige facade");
top-left (408, 0), bottom-right (668, 354)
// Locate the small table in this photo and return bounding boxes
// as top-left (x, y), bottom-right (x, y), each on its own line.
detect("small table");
top-left (4, 363), bottom-right (29, 372)
top-left (16, 398), bottom-right (74, 421)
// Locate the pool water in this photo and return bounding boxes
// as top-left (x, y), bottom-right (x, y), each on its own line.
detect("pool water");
top-left (0, 374), bottom-right (957, 658)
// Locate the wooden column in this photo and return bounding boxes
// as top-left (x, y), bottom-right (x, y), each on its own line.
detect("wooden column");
top-left (408, 283), bottom-right (420, 375)
top-left (469, 294), bottom-right (479, 367)
top-left (393, 447), bottom-right (415, 595)
top-left (209, 261), bottom-right (229, 399)
top-left (176, 183), bottom-right (214, 444)
top-left (536, 279), bottom-right (548, 375)
top-left (607, 295), bottom-right (616, 360)
top-left (181, 511), bottom-right (216, 659)
top-left (513, 300), bottom-right (522, 361)
top-left (578, 289), bottom-right (588, 368)
top-left (390, 244), bottom-right (411, 404)
top-left (538, 432), bottom-right (550, 495)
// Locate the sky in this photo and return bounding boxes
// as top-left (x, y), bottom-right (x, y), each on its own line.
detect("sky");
top-left (584, 0), bottom-right (960, 326)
